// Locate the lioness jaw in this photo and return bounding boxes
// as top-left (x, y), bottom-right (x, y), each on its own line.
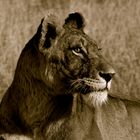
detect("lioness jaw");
top-left (0, 12), bottom-right (115, 139)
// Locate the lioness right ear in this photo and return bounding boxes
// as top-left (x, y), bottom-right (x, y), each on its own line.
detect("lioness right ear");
top-left (64, 12), bottom-right (85, 30)
top-left (36, 13), bottom-right (59, 53)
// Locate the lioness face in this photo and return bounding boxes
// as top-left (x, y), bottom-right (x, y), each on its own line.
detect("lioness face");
top-left (57, 32), bottom-right (115, 106)
top-left (38, 12), bottom-right (115, 106)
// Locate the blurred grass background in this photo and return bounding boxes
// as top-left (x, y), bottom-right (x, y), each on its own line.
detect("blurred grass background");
top-left (0, 0), bottom-right (140, 102)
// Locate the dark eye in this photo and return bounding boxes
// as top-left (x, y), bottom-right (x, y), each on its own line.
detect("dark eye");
top-left (72, 47), bottom-right (82, 53)
top-left (71, 46), bottom-right (84, 58)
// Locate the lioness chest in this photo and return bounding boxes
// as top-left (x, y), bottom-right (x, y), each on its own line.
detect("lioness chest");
top-left (40, 100), bottom-right (102, 140)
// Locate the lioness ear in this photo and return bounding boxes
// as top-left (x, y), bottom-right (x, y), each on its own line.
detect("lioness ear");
top-left (64, 12), bottom-right (85, 30)
top-left (37, 13), bottom-right (59, 53)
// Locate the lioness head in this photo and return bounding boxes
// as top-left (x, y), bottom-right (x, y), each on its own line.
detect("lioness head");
top-left (18, 12), bottom-right (115, 107)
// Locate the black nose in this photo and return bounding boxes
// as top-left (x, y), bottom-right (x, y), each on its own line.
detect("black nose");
top-left (99, 72), bottom-right (115, 82)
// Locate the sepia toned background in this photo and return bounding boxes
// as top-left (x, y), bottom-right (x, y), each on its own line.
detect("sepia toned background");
top-left (0, 0), bottom-right (140, 139)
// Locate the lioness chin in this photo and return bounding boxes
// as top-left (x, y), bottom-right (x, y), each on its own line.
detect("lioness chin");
top-left (0, 12), bottom-right (115, 140)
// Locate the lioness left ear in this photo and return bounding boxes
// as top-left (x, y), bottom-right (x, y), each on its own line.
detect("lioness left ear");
top-left (64, 12), bottom-right (85, 30)
top-left (36, 13), bottom-right (59, 53)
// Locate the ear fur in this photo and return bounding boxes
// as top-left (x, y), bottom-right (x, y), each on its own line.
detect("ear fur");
top-left (37, 13), bottom-right (60, 53)
top-left (64, 12), bottom-right (85, 30)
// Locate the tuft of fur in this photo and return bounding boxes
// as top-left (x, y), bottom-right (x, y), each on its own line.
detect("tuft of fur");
top-left (83, 91), bottom-right (108, 107)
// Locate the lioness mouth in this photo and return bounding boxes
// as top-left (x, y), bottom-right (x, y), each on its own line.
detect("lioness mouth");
top-left (83, 78), bottom-right (109, 106)
top-left (71, 78), bottom-right (109, 106)
top-left (71, 78), bottom-right (108, 94)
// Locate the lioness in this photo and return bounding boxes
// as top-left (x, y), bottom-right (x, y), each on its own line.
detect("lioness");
top-left (0, 12), bottom-right (115, 140)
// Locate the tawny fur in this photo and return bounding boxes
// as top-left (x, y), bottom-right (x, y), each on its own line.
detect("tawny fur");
top-left (0, 12), bottom-right (115, 140)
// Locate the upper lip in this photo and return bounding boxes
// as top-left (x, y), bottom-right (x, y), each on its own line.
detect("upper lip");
top-left (70, 78), bottom-right (108, 94)
top-left (83, 78), bottom-right (107, 91)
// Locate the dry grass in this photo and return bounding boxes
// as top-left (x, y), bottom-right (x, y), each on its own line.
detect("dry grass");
top-left (0, 0), bottom-right (140, 102)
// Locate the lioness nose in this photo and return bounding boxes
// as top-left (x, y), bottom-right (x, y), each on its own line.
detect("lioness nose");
top-left (99, 71), bottom-right (115, 82)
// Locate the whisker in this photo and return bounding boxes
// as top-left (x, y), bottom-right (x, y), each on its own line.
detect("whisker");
top-left (65, 79), bottom-right (84, 95)
top-left (70, 79), bottom-right (83, 86)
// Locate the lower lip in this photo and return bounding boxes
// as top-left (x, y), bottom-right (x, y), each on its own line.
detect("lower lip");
top-left (93, 88), bottom-right (107, 92)
top-left (88, 88), bottom-right (108, 94)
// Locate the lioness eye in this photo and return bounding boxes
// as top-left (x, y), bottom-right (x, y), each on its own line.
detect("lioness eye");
top-left (72, 46), bottom-right (84, 58)
top-left (72, 47), bottom-right (82, 53)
